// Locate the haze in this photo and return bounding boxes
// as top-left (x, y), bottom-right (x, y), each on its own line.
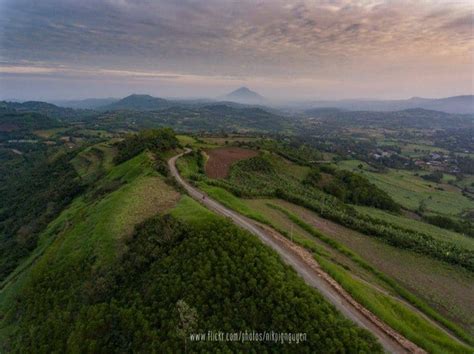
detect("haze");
top-left (0, 0), bottom-right (473, 101)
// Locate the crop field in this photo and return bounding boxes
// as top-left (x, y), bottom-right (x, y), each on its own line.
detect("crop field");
top-left (197, 187), bottom-right (473, 351)
top-left (175, 145), bottom-right (474, 350)
top-left (355, 206), bottom-right (474, 250)
top-left (33, 127), bottom-right (69, 138)
top-left (201, 135), bottom-right (261, 145)
top-left (176, 134), bottom-right (197, 146)
top-left (268, 199), bottom-right (474, 334)
top-left (337, 159), bottom-right (473, 216)
top-left (204, 147), bottom-right (258, 178)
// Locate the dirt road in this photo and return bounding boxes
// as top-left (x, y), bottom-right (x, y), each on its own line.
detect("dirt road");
top-left (168, 149), bottom-right (425, 354)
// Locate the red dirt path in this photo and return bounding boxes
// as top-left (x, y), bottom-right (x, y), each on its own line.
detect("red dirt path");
top-left (205, 147), bottom-right (258, 179)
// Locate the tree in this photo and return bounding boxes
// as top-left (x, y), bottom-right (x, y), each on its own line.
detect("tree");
top-left (176, 299), bottom-right (198, 353)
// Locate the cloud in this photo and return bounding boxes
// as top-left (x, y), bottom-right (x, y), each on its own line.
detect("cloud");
top-left (0, 0), bottom-right (472, 99)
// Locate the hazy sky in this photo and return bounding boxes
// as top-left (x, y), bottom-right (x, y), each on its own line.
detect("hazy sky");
top-left (0, 0), bottom-right (473, 101)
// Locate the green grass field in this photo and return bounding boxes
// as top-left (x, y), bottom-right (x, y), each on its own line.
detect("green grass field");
top-left (355, 206), bottom-right (474, 250)
top-left (169, 195), bottom-right (215, 226)
top-left (337, 159), bottom-right (473, 216)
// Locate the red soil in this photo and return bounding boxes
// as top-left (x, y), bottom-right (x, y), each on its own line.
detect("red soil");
top-left (205, 147), bottom-right (258, 179)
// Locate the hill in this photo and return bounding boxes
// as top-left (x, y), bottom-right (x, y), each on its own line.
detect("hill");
top-left (0, 100), bottom-right (94, 121)
top-left (89, 104), bottom-right (289, 132)
top-left (222, 87), bottom-right (266, 104)
top-left (304, 95), bottom-right (474, 114)
top-left (54, 98), bottom-right (119, 109)
top-left (0, 130), bottom-right (382, 352)
top-left (303, 107), bottom-right (474, 129)
top-left (100, 94), bottom-right (172, 111)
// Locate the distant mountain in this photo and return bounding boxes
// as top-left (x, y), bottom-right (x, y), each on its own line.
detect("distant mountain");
top-left (304, 95), bottom-right (474, 114)
top-left (222, 87), bottom-right (265, 104)
top-left (54, 98), bottom-right (119, 109)
top-left (101, 94), bottom-right (172, 111)
top-left (303, 107), bottom-right (473, 130)
top-left (0, 100), bottom-right (92, 120)
top-left (408, 95), bottom-right (474, 114)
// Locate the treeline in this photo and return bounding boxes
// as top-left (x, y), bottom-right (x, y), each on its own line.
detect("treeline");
top-left (114, 128), bottom-right (178, 164)
top-left (304, 166), bottom-right (400, 212)
top-left (5, 214), bottom-right (382, 353)
top-left (0, 151), bottom-right (83, 280)
top-left (423, 214), bottom-right (474, 238)
top-left (241, 139), bottom-right (323, 165)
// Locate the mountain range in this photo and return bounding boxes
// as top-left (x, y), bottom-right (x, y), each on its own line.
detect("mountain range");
top-left (302, 95), bottom-right (474, 114)
top-left (36, 90), bottom-right (474, 114)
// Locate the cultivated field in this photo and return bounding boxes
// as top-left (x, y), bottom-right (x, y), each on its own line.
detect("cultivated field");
top-left (204, 147), bottom-right (258, 178)
top-left (337, 159), bottom-right (473, 216)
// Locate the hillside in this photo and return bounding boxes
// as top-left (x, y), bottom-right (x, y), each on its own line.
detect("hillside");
top-left (0, 101), bottom-right (94, 121)
top-left (302, 108), bottom-right (474, 130)
top-left (54, 98), bottom-right (119, 109)
top-left (304, 95), bottom-right (474, 114)
top-left (100, 94), bottom-right (173, 111)
top-left (0, 130), bottom-right (383, 352)
top-left (175, 137), bottom-right (474, 352)
top-left (89, 104), bottom-right (289, 132)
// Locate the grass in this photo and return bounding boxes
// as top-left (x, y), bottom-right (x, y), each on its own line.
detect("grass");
top-left (319, 258), bottom-right (472, 354)
top-left (198, 184), bottom-right (267, 223)
top-left (71, 142), bottom-right (116, 181)
top-left (263, 152), bottom-right (310, 181)
top-left (33, 127), bottom-right (69, 139)
top-left (194, 182), bottom-right (473, 351)
top-left (337, 159), bottom-right (473, 216)
top-left (176, 134), bottom-right (218, 149)
top-left (355, 206), bottom-right (474, 250)
top-left (201, 136), bottom-right (261, 145)
top-left (176, 134), bottom-right (197, 146)
top-left (169, 195), bottom-right (214, 226)
top-left (266, 203), bottom-right (474, 348)
top-left (176, 153), bottom-right (201, 178)
top-left (275, 199), bottom-right (474, 334)
top-left (0, 152), bottom-right (180, 342)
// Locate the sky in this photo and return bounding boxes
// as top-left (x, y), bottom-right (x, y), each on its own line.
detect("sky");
top-left (0, 0), bottom-right (473, 101)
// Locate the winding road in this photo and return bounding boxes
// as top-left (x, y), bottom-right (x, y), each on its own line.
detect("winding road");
top-left (169, 149), bottom-right (425, 354)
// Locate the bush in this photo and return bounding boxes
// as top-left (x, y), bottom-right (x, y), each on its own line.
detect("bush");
top-left (323, 170), bottom-right (400, 212)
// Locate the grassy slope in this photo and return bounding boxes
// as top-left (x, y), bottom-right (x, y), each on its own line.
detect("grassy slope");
top-left (185, 140), bottom-right (474, 353)
top-left (196, 185), bottom-right (473, 353)
top-left (71, 142), bottom-right (116, 177)
top-left (0, 152), bottom-right (180, 344)
top-left (355, 206), bottom-right (474, 250)
top-left (337, 159), bottom-right (472, 216)
top-left (1, 176), bottom-right (384, 351)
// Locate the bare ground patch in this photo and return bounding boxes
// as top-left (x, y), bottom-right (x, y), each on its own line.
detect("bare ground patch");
top-left (205, 147), bottom-right (258, 179)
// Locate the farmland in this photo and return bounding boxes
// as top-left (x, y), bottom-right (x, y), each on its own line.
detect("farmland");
top-left (1, 93), bottom-right (473, 352)
top-left (204, 147), bottom-right (258, 178)
top-left (174, 140), bottom-right (474, 350)
top-left (337, 159), bottom-right (473, 217)
top-left (189, 183), bottom-right (474, 351)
